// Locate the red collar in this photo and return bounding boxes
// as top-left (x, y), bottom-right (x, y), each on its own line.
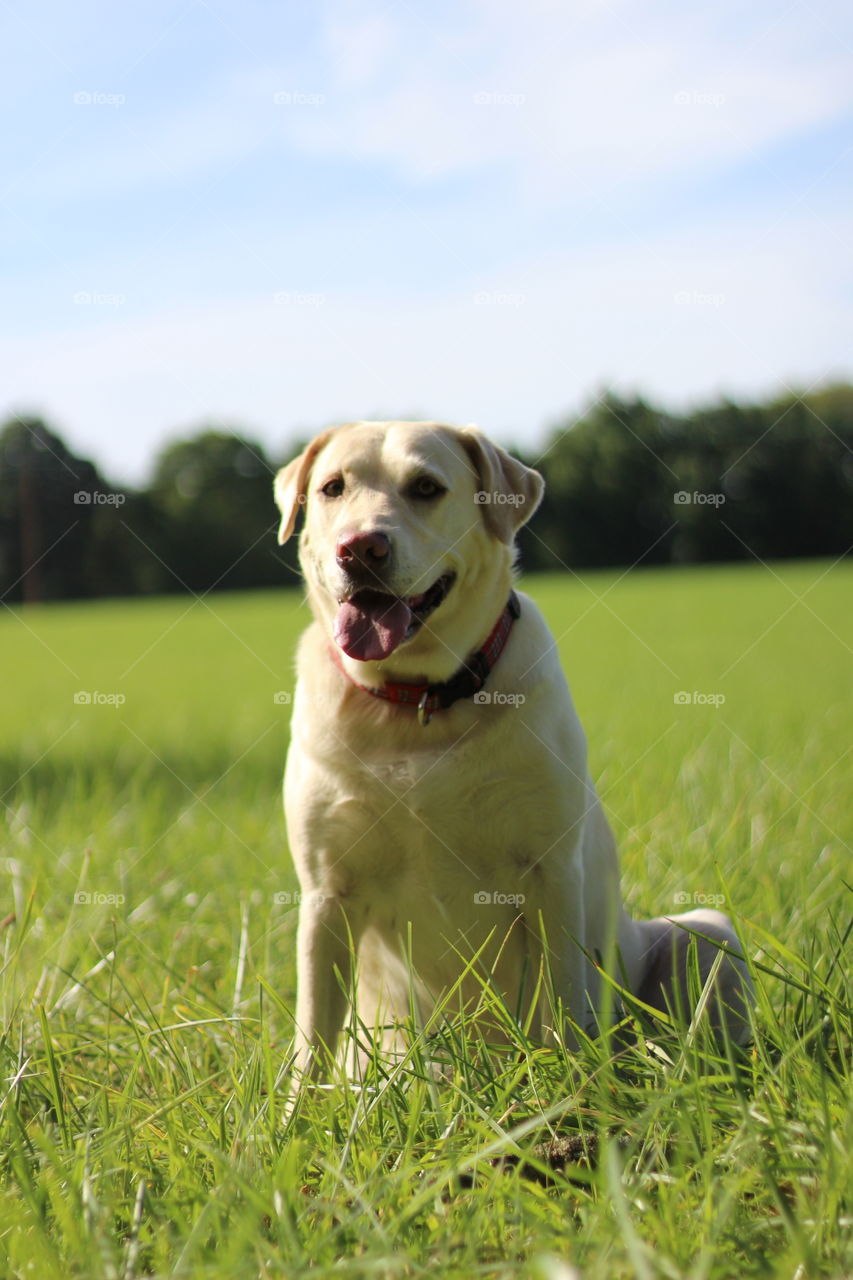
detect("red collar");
top-left (329, 591), bottom-right (521, 726)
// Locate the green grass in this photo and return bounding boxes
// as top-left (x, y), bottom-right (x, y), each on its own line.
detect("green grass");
top-left (0, 560), bottom-right (850, 1279)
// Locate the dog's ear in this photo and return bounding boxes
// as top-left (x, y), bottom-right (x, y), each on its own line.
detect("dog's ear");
top-left (273, 430), bottom-right (335, 544)
top-left (457, 426), bottom-right (544, 541)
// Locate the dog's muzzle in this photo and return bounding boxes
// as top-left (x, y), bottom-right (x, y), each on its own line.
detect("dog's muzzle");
top-left (333, 572), bottom-right (456, 662)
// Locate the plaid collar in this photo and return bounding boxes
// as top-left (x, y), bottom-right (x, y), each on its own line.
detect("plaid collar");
top-left (329, 591), bottom-right (521, 726)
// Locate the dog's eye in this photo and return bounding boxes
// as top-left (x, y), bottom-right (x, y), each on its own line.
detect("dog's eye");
top-left (320, 477), bottom-right (345, 499)
top-left (408, 475), bottom-right (445, 500)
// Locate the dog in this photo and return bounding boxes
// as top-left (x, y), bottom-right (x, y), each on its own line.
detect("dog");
top-left (274, 420), bottom-right (753, 1080)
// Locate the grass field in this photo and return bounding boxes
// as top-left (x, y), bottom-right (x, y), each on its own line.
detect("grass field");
top-left (0, 560), bottom-right (850, 1279)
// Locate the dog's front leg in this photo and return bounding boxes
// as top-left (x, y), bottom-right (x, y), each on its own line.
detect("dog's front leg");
top-left (524, 864), bottom-right (592, 1052)
top-left (292, 893), bottom-right (356, 1082)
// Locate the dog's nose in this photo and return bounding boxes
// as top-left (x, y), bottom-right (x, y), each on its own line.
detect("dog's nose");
top-left (335, 530), bottom-right (391, 569)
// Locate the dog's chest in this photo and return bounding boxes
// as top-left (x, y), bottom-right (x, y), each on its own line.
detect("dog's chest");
top-left (360, 749), bottom-right (485, 847)
top-left (361, 741), bottom-right (505, 826)
top-left (366, 755), bottom-right (420, 792)
top-left (326, 735), bottom-right (555, 885)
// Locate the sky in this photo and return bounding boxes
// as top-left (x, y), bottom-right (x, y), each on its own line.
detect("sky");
top-left (2, 0), bottom-right (852, 483)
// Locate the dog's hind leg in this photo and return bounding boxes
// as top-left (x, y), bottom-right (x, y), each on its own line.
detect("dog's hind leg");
top-left (631, 909), bottom-right (754, 1045)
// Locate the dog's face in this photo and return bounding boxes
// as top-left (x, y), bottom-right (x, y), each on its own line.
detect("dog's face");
top-left (274, 421), bottom-right (543, 672)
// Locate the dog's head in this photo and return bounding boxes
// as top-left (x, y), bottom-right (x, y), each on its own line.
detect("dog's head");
top-left (274, 421), bottom-right (543, 677)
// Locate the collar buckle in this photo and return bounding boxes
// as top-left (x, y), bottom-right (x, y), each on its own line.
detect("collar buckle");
top-left (417, 690), bottom-right (434, 727)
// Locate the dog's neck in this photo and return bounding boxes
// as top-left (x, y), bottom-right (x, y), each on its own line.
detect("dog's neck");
top-left (328, 589), bottom-right (521, 726)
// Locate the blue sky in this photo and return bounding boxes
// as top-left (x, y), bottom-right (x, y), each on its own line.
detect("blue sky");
top-left (2, 0), bottom-right (852, 482)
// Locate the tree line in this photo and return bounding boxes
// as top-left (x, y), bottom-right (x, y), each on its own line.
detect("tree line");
top-left (1, 384), bottom-right (850, 604)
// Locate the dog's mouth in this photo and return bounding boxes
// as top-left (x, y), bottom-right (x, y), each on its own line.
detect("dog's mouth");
top-left (333, 572), bottom-right (456, 662)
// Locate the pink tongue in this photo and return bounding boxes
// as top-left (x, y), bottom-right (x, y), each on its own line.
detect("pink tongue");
top-left (334, 592), bottom-right (413, 661)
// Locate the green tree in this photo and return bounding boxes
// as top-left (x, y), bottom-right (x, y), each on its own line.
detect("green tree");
top-left (0, 417), bottom-right (128, 603)
top-left (138, 429), bottom-right (288, 593)
top-left (520, 395), bottom-right (676, 570)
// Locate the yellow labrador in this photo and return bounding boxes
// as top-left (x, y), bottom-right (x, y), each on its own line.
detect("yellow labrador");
top-left (274, 420), bottom-right (752, 1078)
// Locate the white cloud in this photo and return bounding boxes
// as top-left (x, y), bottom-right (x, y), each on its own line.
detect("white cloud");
top-left (12, 1), bottom-right (852, 206)
top-left (3, 205), bottom-right (850, 480)
top-left (293, 0), bottom-right (853, 193)
top-left (324, 12), bottom-right (396, 87)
